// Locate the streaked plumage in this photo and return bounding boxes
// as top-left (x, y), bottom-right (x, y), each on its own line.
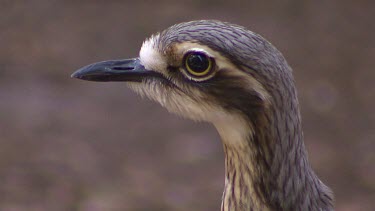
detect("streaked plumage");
top-left (72, 20), bottom-right (334, 210)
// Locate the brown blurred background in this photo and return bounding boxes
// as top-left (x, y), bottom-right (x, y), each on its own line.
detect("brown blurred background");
top-left (1, 1), bottom-right (374, 210)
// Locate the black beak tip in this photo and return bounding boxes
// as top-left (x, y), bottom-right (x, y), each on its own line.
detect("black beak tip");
top-left (71, 64), bottom-right (95, 81)
top-left (71, 71), bottom-right (80, 79)
top-left (71, 70), bottom-right (87, 80)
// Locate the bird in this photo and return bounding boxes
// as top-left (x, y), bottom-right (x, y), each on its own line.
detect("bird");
top-left (72, 20), bottom-right (334, 211)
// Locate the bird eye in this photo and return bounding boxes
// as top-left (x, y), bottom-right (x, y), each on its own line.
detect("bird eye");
top-left (184, 52), bottom-right (213, 78)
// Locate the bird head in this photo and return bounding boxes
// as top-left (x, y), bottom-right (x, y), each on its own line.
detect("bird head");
top-left (72, 20), bottom-right (296, 144)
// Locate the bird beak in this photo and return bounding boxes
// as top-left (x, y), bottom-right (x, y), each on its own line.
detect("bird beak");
top-left (71, 58), bottom-right (155, 82)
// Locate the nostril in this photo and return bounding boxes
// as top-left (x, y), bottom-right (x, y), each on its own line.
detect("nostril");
top-left (112, 66), bottom-right (134, 71)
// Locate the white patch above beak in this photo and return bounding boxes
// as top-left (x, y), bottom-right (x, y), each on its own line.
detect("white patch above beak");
top-left (139, 35), bottom-right (167, 72)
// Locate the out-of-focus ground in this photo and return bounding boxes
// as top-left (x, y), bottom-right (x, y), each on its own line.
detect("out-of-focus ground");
top-left (0, 1), bottom-right (374, 210)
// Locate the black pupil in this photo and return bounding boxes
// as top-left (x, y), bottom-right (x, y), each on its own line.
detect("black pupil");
top-left (187, 53), bottom-right (209, 73)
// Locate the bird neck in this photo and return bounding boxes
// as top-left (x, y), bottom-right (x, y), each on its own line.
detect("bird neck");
top-left (215, 106), bottom-right (333, 210)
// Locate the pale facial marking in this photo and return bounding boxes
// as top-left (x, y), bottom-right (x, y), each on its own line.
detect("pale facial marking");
top-left (139, 34), bottom-right (167, 72)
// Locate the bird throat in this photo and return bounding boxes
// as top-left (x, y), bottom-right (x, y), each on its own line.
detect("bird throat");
top-left (221, 142), bottom-right (267, 210)
top-left (214, 113), bottom-right (269, 210)
top-left (217, 117), bottom-right (270, 210)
